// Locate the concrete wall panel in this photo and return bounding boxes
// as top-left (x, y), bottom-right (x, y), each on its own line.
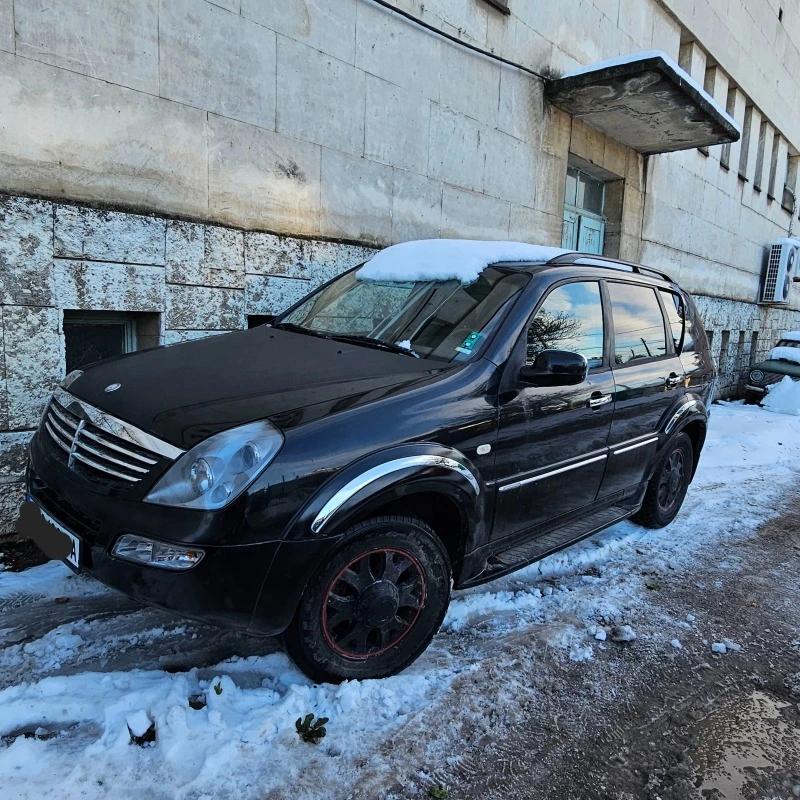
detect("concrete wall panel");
top-left (0, 52), bottom-right (208, 219)
top-left (4, 305), bottom-right (62, 429)
top-left (54, 261), bottom-right (165, 313)
top-left (440, 186), bottom-right (510, 241)
top-left (0, 196), bottom-right (54, 306)
top-left (241, 0), bottom-right (358, 64)
top-left (391, 171), bottom-right (443, 243)
top-left (14, 0), bottom-right (158, 93)
top-left (364, 76), bottom-right (430, 174)
top-left (320, 151), bottom-right (394, 245)
top-left (54, 205), bottom-right (166, 265)
top-left (207, 114), bottom-right (321, 235)
top-left (0, 0), bottom-right (13, 53)
top-left (277, 37), bottom-right (365, 156)
top-left (166, 284), bottom-right (244, 330)
top-left (159, 0), bottom-right (277, 130)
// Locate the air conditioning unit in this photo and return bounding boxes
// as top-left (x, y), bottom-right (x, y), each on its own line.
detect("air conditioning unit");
top-left (760, 239), bottom-right (800, 304)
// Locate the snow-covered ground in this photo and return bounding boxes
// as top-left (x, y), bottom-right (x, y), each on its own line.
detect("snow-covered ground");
top-left (1, 402), bottom-right (800, 799)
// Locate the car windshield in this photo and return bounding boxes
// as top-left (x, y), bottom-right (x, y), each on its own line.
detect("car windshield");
top-left (275, 267), bottom-right (529, 362)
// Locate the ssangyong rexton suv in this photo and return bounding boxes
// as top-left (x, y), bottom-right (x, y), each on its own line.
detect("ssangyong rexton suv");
top-left (23, 240), bottom-right (715, 683)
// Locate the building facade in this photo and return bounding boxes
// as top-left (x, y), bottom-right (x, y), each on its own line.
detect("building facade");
top-left (1, 0), bottom-right (799, 531)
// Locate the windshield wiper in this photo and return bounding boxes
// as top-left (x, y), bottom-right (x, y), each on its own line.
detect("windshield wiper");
top-left (330, 334), bottom-right (420, 358)
top-left (271, 322), bottom-right (332, 339)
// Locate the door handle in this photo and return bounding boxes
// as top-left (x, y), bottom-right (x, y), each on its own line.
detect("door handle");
top-left (665, 373), bottom-right (682, 388)
top-left (587, 393), bottom-right (612, 409)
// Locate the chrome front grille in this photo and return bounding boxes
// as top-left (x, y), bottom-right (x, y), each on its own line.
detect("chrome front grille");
top-left (42, 389), bottom-right (184, 485)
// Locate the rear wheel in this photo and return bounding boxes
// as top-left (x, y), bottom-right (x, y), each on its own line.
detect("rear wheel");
top-left (632, 432), bottom-right (693, 529)
top-left (282, 515), bottom-right (451, 683)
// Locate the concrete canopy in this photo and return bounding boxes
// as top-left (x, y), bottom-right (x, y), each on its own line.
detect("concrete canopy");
top-left (545, 53), bottom-right (741, 156)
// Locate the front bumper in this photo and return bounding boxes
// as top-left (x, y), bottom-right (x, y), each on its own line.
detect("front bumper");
top-left (744, 384), bottom-right (766, 395)
top-left (27, 431), bottom-right (334, 635)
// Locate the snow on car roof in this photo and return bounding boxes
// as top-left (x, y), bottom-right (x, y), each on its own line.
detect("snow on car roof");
top-left (562, 50), bottom-right (741, 132)
top-left (356, 239), bottom-right (571, 284)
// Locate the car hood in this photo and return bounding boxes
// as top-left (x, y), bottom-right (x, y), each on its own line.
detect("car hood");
top-left (755, 359), bottom-right (800, 379)
top-left (69, 327), bottom-right (453, 448)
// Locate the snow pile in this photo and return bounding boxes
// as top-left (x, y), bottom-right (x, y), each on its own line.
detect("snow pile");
top-left (763, 375), bottom-right (800, 416)
top-left (563, 50), bottom-right (741, 132)
top-left (356, 239), bottom-right (570, 284)
top-left (0, 560), bottom-right (108, 602)
top-left (769, 346), bottom-right (800, 364)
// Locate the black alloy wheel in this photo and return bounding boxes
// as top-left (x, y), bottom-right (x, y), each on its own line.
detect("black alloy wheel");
top-left (283, 515), bottom-right (451, 683)
top-left (657, 448), bottom-right (686, 512)
top-left (632, 432), bottom-right (694, 529)
top-left (322, 548), bottom-right (425, 658)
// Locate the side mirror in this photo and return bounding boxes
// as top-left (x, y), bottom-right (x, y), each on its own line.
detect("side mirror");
top-left (520, 350), bottom-right (589, 387)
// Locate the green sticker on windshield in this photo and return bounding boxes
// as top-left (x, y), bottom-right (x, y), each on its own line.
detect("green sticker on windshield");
top-left (455, 331), bottom-right (482, 355)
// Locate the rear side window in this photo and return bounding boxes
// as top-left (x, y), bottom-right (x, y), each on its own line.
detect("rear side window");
top-left (608, 282), bottom-right (667, 365)
top-left (659, 290), bottom-right (693, 354)
top-left (526, 281), bottom-right (605, 368)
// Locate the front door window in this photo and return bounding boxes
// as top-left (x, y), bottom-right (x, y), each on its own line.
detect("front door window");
top-left (563, 166), bottom-right (606, 255)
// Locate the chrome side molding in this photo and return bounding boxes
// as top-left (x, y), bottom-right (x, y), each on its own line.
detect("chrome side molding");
top-left (311, 455), bottom-right (480, 534)
top-left (612, 436), bottom-right (659, 456)
top-left (498, 453), bottom-right (607, 493)
top-left (664, 399), bottom-right (699, 435)
top-left (52, 388), bottom-right (185, 460)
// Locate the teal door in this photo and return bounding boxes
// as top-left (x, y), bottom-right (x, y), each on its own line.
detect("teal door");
top-left (578, 216), bottom-right (605, 255)
top-left (563, 165), bottom-right (607, 255)
top-left (562, 210), bottom-right (579, 250)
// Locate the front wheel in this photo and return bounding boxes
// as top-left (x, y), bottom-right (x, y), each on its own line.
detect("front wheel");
top-left (632, 432), bottom-right (693, 529)
top-left (282, 515), bottom-right (451, 683)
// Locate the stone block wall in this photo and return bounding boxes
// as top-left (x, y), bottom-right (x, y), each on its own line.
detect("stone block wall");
top-left (0, 193), bottom-right (375, 532)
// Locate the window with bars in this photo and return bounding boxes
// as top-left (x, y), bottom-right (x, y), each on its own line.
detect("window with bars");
top-left (63, 311), bottom-right (160, 373)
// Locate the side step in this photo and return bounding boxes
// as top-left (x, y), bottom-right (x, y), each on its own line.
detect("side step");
top-left (468, 505), bottom-right (630, 586)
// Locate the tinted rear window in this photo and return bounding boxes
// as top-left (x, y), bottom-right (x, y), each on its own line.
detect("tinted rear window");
top-left (608, 282), bottom-right (668, 365)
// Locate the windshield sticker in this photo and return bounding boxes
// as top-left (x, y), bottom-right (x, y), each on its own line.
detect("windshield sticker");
top-left (455, 331), bottom-right (482, 355)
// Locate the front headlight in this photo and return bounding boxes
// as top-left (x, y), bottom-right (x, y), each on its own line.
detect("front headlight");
top-left (144, 420), bottom-right (283, 510)
top-left (113, 534), bottom-right (205, 570)
top-left (749, 369), bottom-right (765, 384)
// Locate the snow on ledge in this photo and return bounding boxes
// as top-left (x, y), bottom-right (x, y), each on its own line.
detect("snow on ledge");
top-left (356, 239), bottom-right (570, 284)
top-left (562, 50), bottom-right (741, 133)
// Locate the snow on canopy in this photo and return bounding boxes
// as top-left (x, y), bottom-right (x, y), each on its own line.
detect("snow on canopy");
top-left (562, 50), bottom-right (741, 133)
top-left (356, 239), bottom-right (571, 284)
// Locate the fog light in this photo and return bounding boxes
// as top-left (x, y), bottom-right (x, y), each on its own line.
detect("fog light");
top-left (112, 534), bottom-right (205, 570)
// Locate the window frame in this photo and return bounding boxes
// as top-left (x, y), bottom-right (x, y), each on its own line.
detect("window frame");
top-left (522, 278), bottom-right (610, 374)
top-left (63, 311), bottom-right (139, 374)
top-left (481, 0), bottom-right (511, 15)
top-left (603, 279), bottom-right (674, 369)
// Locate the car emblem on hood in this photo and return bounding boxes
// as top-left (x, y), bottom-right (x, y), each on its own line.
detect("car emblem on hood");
top-left (105, 383), bottom-right (122, 393)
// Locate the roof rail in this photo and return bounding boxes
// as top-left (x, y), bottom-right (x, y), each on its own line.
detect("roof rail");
top-left (547, 252), bottom-right (674, 283)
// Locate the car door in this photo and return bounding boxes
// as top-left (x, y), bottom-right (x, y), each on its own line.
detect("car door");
top-left (491, 280), bottom-right (615, 540)
top-left (598, 280), bottom-right (686, 499)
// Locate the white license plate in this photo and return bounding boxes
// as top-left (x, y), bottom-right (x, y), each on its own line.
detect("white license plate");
top-left (34, 501), bottom-right (81, 570)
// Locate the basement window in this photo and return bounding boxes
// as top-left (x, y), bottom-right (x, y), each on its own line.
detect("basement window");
top-left (248, 314), bottom-right (275, 328)
top-left (63, 311), bottom-right (160, 373)
top-left (481, 0), bottom-right (510, 14)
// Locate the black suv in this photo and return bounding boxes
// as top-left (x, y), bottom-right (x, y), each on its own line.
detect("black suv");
top-left (23, 242), bottom-right (714, 683)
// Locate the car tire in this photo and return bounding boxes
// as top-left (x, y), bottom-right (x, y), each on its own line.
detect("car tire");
top-left (282, 515), bottom-right (451, 684)
top-left (632, 432), bottom-right (694, 530)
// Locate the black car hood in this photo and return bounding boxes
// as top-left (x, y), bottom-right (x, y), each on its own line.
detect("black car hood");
top-left (69, 327), bottom-right (452, 448)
